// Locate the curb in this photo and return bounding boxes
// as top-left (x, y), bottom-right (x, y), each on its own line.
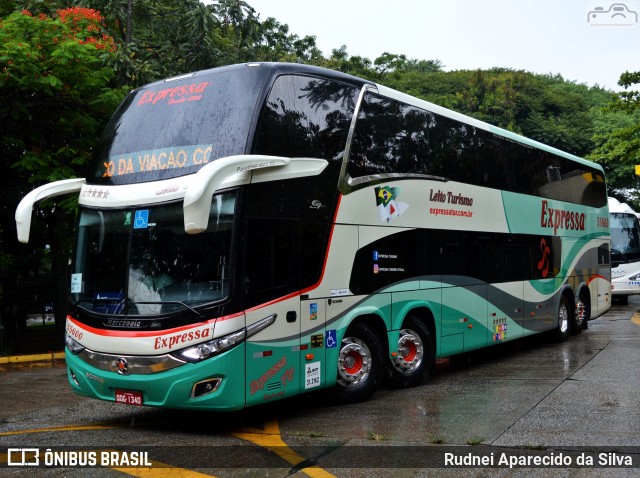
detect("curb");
top-left (0, 351), bottom-right (65, 365)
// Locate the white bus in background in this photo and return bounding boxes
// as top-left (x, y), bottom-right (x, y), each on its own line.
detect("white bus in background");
top-left (609, 197), bottom-right (640, 304)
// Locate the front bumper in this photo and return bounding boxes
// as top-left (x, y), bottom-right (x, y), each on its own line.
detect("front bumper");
top-left (65, 343), bottom-right (246, 411)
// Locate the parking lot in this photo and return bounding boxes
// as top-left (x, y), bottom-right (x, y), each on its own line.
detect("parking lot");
top-left (1, 298), bottom-right (640, 477)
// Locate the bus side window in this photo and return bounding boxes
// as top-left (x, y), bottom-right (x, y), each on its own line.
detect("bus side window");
top-left (348, 93), bottom-right (449, 179)
top-left (252, 74), bottom-right (357, 162)
top-left (243, 218), bottom-right (299, 307)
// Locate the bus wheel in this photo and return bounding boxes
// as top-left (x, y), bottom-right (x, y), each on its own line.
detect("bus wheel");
top-left (553, 296), bottom-right (572, 342)
top-left (387, 316), bottom-right (435, 389)
top-left (331, 322), bottom-right (383, 404)
top-left (574, 294), bottom-right (589, 334)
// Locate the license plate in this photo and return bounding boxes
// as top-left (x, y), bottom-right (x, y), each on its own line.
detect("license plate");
top-left (115, 389), bottom-right (143, 406)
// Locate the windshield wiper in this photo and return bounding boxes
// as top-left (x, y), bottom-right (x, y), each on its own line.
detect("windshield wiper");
top-left (73, 298), bottom-right (203, 319)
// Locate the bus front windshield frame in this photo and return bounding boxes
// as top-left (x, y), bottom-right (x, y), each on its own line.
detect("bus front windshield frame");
top-left (71, 192), bottom-right (236, 316)
top-left (610, 212), bottom-right (640, 266)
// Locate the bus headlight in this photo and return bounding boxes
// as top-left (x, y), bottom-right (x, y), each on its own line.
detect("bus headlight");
top-left (171, 314), bottom-right (277, 363)
top-left (173, 329), bottom-right (246, 363)
top-left (65, 333), bottom-right (85, 355)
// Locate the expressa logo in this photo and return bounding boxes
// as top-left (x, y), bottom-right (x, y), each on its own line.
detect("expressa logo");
top-left (136, 82), bottom-right (210, 106)
top-left (153, 327), bottom-right (212, 350)
top-left (540, 200), bottom-right (586, 235)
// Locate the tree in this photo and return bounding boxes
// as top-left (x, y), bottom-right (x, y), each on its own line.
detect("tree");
top-left (80, 0), bottom-right (275, 87)
top-left (249, 16), bottom-right (322, 63)
top-left (1, 7), bottom-right (121, 181)
top-left (588, 70), bottom-right (640, 200)
top-left (80, 0), bottom-right (224, 86)
top-left (0, 7), bottom-right (123, 334)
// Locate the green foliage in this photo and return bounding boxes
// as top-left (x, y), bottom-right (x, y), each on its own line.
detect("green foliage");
top-left (79, 0), bottom-right (325, 86)
top-left (0, 6), bottom-right (124, 284)
top-left (80, 0), bottom-right (225, 85)
top-left (590, 123), bottom-right (640, 192)
top-left (1, 8), bottom-right (122, 182)
top-left (249, 16), bottom-right (322, 63)
top-left (587, 72), bottom-right (640, 198)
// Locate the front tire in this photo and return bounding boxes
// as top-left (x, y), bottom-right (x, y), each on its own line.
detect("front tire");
top-left (330, 322), bottom-right (383, 404)
top-left (387, 316), bottom-right (435, 388)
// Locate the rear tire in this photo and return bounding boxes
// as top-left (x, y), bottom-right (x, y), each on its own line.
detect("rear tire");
top-left (329, 322), bottom-right (383, 404)
top-left (553, 295), bottom-right (572, 342)
top-left (387, 316), bottom-right (435, 388)
top-left (574, 292), bottom-right (589, 334)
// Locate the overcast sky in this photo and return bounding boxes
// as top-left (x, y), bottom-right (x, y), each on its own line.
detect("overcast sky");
top-left (244, 0), bottom-right (640, 91)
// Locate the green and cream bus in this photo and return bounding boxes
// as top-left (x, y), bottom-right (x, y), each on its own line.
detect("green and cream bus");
top-left (16, 63), bottom-right (611, 410)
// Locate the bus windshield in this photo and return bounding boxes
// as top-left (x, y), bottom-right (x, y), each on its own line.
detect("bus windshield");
top-left (610, 212), bottom-right (640, 265)
top-left (71, 192), bottom-right (236, 315)
top-left (91, 65), bottom-right (269, 185)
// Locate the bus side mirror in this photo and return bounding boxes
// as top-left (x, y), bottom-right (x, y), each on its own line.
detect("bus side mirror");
top-left (183, 155), bottom-right (289, 234)
top-left (15, 178), bottom-right (85, 243)
top-left (183, 155), bottom-right (328, 234)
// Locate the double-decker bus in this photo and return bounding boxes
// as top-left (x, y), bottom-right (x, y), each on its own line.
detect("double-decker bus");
top-left (16, 63), bottom-right (611, 410)
top-left (609, 197), bottom-right (640, 303)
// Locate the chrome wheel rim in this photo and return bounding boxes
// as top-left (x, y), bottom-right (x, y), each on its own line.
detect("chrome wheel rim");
top-left (558, 303), bottom-right (569, 334)
top-left (337, 337), bottom-right (372, 386)
top-left (576, 299), bottom-right (586, 326)
top-left (392, 329), bottom-right (424, 374)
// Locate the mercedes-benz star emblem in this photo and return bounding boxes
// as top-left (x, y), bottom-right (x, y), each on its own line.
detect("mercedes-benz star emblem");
top-left (116, 357), bottom-right (129, 375)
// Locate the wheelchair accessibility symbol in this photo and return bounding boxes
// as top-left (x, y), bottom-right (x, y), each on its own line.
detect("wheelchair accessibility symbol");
top-left (326, 330), bottom-right (337, 348)
top-left (133, 210), bottom-right (149, 229)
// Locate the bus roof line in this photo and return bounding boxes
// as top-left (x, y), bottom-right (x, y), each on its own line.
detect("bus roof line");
top-left (15, 178), bottom-right (86, 243)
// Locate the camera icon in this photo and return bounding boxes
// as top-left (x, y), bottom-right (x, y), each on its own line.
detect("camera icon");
top-left (588, 3), bottom-right (638, 26)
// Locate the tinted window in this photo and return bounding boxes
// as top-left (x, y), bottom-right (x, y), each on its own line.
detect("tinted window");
top-left (243, 218), bottom-right (299, 307)
top-left (350, 229), bottom-right (559, 295)
top-left (349, 94), bottom-right (449, 178)
top-left (252, 74), bottom-right (358, 161)
top-left (348, 92), bottom-right (606, 207)
top-left (91, 65), bottom-right (269, 185)
top-left (242, 175), bottom-right (336, 308)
